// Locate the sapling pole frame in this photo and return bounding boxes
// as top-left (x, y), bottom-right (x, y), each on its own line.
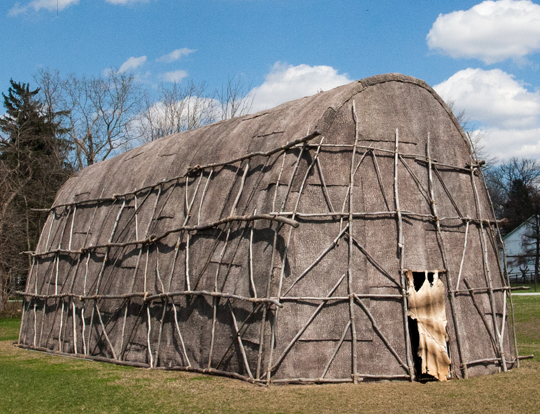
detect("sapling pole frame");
top-left (208, 160), bottom-right (249, 368)
top-left (478, 168), bottom-right (520, 367)
top-left (463, 278), bottom-right (499, 351)
top-left (270, 274), bottom-right (346, 373)
top-left (470, 166), bottom-right (507, 372)
top-left (349, 101), bottom-right (360, 383)
top-left (426, 132), bottom-right (469, 379)
top-left (228, 301), bottom-right (254, 379)
top-left (267, 137), bottom-right (323, 383)
top-left (394, 128), bottom-right (414, 380)
top-left (353, 294), bottom-right (409, 372)
top-left (321, 321), bottom-right (351, 379)
top-left (19, 111), bottom-right (515, 385)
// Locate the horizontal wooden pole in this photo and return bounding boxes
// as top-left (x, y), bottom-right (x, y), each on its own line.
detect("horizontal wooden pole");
top-left (46, 131), bottom-right (321, 212)
top-left (15, 290), bottom-right (283, 307)
top-left (186, 131), bottom-right (321, 175)
top-left (23, 214), bottom-right (298, 257)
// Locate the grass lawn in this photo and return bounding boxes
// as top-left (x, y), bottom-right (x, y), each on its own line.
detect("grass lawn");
top-left (1, 296), bottom-right (539, 414)
top-left (511, 282), bottom-right (539, 292)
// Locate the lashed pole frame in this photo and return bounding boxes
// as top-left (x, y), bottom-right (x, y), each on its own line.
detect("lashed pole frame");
top-left (393, 128), bottom-right (415, 380)
top-left (426, 133), bottom-right (468, 379)
top-left (17, 114), bottom-right (516, 383)
top-left (469, 165), bottom-right (509, 371)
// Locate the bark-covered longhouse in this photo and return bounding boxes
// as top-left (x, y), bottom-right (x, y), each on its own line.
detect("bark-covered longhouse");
top-left (18, 73), bottom-right (519, 384)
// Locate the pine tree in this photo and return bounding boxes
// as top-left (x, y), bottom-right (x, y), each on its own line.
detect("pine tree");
top-left (0, 80), bottom-right (71, 311)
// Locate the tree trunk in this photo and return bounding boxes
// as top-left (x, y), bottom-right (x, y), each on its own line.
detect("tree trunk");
top-left (0, 273), bottom-right (7, 314)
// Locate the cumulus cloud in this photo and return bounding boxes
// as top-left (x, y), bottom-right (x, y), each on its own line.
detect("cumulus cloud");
top-left (118, 56), bottom-right (147, 73)
top-left (157, 48), bottom-right (196, 63)
top-left (9, 0), bottom-right (78, 15)
top-left (427, 0), bottom-right (540, 64)
top-left (434, 68), bottom-right (540, 129)
top-left (435, 68), bottom-right (540, 159)
top-left (160, 70), bottom-right (189, 83)
top-left (480, 127), bottom-right (540, 159)
top-left (248, 62), bottom-right (352, 112)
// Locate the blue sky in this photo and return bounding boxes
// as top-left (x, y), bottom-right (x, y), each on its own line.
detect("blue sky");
top-left (2, 0), bottom-right (540, 160)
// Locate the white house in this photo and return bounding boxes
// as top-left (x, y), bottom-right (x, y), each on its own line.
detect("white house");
top-left (503, 215), bottom-right (539, 283)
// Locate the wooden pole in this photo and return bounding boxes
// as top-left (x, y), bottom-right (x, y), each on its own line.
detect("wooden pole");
top-left (470, 167), bottom-right (507, 372)
top-left (348, 101), bottom-right (360, 383)
top-left (427, 133), bottom-right (469, 379)
top-left (394, 128), bottom-right (414, 380)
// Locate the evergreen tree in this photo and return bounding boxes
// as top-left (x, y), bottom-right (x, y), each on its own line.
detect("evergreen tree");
top-left (0, 80), bottom-right (71, 311)
top-left (501, 178), bottom-right (534, 235)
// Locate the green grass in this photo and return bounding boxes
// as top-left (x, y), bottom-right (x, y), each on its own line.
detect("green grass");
top-left (0, 296), bottom-right (539, 414)
top-left (511, 282), bottom-right (539, 292)
top-left (0, 318), bottom-right (21, 341)
top-left (511, 295), bottom-right (540, 361)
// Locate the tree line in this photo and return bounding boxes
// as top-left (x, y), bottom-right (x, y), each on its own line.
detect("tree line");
top-left (0, 70), bottom-right (252, 312)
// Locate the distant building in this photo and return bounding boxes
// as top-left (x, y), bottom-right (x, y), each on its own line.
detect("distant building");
top-left (504, 215), bottom-right (539, 284)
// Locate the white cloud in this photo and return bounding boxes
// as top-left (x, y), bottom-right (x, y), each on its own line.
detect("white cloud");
top-left (434, 68), bottom-right (540, 129)
top-left (9, 0), bottom-right (78, 15)
top-left (248, 62), bottom-right (352, 112)
top-left (105, 0), bottom-right (149, 4)
top-left (480, 127), bottom-right (540, 159)
top-left (427, 0), bottom-right (540, 64)
top-left (157, 48), bottom-right (196, 63)
top-left (118, 56), bottom-right (147, 73)
top-left (435, 68), bottom-right (540, 159)
top-left (160, 70), bottom-right (189, 83)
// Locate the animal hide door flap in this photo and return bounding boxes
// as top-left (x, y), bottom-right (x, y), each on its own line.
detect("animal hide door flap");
top-left (407, 270), bottom-right (451, 381)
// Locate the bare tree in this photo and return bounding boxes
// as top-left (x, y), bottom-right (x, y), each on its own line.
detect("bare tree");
top-left (36, 69), bottom-right (144, 170)
top-left (485, 158), bottom-right (540, 205)
top-left (137, 77), bottom-right (253, 143)
top-left (217, 75), bottom-right (253, 121)
top-left (137, 80), bottom-right (217, 143)
top-left (446, 100), bottom-right (495, 166)
top-left (521, 210), bottom-right (540, 291)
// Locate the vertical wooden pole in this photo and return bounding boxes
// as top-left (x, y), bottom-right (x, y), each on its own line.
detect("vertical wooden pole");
top-left (470, 168), bottom-right (507, 372)
top-left (394, 128), bottom-right (414, 380)
top-left (427, 133), bottom-right (468, 379)
top-left (349, 101), bottom-right (360, 383)
top-left (479, 169), bottom-right (520, 367)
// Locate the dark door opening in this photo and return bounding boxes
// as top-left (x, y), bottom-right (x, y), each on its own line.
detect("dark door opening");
top-left (408, 316), bottom-right (437, 381)
top-left (406, 269), bottom-right (451, 382)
